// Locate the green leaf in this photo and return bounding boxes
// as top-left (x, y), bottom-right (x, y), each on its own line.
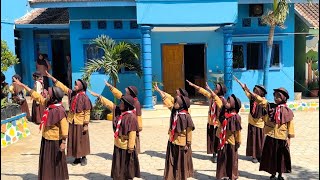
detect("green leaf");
top-left (1, 40), bottom-right (19, 72)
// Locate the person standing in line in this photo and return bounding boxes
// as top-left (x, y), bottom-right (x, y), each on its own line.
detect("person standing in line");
top-left (65, 54), bottom-right (72, 89)
top-left (46, 71), bottom-right (92, 166)
top-left (36, 54), bottom-right (51, 90)
top-left (187, 80), bottom-right (227, 163)
top-left (9, 74), bottom-right (30, 120)
top-left (104, 81), bottom-right (143, 154)
top-left (31, 71), bottom-right (46, 125)
top-left (259, 87), bottom-right (294, 180)
top-left (208, 84), bottom-right (242, 180)
top-left (13, 77), bottom-right (69, 180)
top-left (88, 90), bottom-right (141, 180)
top-left (154, 84), bottom-right (195, 180)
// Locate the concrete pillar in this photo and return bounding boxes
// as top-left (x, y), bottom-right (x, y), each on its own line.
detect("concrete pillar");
top-left (140, 25), bottom-right (153, 109)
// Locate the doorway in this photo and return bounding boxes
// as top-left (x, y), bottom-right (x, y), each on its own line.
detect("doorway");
top-left (51, 39), bottom-right (70, 86)
top-left (162, 44), bottom-right (206, 97)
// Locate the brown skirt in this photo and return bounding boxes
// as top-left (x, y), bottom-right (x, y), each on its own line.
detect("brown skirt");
top-left (67, 122), bottom-right (90, 158)
top-left (136, 134), bottom-right (141, 154)
top-left (20, 100), bottom-right (31, 120)
top-left (246, 123), bottom-right (264, 159)
top-left (207, 124), bottom-right (219, 154)
top-left (259, 136), bottom-right (292, 174)
top-left (216, 144), bottom-right (239, 180)
top-left (111, 146), bottom-right (141, 179)
top-left (164, 141), bottom-right (194, 180)
top-left (31, 100), bottom-right (45, 125)
top-left (38, 137), bottom-right (69, 180)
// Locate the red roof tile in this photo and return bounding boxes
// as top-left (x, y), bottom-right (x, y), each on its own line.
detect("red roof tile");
top-left (295, 3), bottom-right (319, 29)
top-left (15, 8), bottom-right (68, 24)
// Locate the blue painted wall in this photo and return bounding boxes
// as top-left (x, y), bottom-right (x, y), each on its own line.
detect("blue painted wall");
top-left (1, 0), bottom-right (30, 84)
top-left (69, 7), bottom-right (143, 103)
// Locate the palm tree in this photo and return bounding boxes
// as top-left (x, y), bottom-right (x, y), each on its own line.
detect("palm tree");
top-left (82, 35), bottom-right (142, 88)
top-left (262, 0), bottom-right (312, 91)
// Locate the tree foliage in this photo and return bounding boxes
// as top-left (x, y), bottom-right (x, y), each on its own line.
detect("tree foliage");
top-left (1, 40), bottom-right (19, 72)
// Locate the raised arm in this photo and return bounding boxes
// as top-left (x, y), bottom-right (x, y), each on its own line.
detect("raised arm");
top-left (206, 82), bottom-right (223, 108)
top-left (153, 83), bottom-right (174, 110)
top-left (46, 71), bottom-right (70, 94)
top-left (88, 90), bottom-right (115, 111)
top-left (13, 77), bottom-right (47, 105)
top-left (104, 80), bottom-right (122, 99)
top-left (186, 79), bottom-right (211, 99)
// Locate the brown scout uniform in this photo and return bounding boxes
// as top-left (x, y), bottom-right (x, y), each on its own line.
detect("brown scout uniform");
top-left (99, 95), bottom-right (141, 179)
top-left (54, 80), bottom-right (91, 159)
top-left (30, 90), bottom-right (69, 180)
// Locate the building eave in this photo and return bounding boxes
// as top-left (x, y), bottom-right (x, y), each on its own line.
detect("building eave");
top-left (29, 1), bottom-right (136, 8)
top-left (15, 24), bottom-right (69, 29)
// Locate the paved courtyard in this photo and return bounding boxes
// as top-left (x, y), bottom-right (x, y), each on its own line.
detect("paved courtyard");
top-left (1, 111), bottom-right (319, 180)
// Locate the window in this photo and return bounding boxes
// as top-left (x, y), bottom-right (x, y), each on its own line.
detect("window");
top-left (84, 44), bottom-right (104, 73)
top-left (233, 44), bottom-right (245, 69)
top-left (81, 21), bottom-right (91, 29)
top-left (270, 43), bottom-right (280, 68)
top-left (247, 43), bottom-right (263, 70)
top-left (114, 21), bottom-right (123, 29)
top-left (249, 4), bottom-right (264, 17)
top-left (130, 21), bottom-right (138, 29)
top-left (242, 18), bottom-right (251, 27)
top-left (98, 21), bottom-right (107, 29)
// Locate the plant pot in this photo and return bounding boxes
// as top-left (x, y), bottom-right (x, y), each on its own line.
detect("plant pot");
top-left (309, 89), bottom-right (319, 97)
top-left (152, 95), bottom-right (157, 106)
top-left (294, 92), bottom-right (302, 100)
top-left (106, 113), bottom-right (113, 121)
top-left (90, 110), bottom-right (105, 120)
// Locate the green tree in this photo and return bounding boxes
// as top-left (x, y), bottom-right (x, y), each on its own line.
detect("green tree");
top-left (1, 40), bottom-right (19, 72)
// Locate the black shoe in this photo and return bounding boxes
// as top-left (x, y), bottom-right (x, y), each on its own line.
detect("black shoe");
top-left (72, 158), bottom-right (81, 166)
top-left (252, 158), bottom-right (258, 163)
top-left (212, 153), bottom-right (217, 163)
top-left (81, 156), bottom-right (87, 166)
top-left (277, 175), bottom-right (285, 180)
top-left (270, 175), bottom-right (277, 180)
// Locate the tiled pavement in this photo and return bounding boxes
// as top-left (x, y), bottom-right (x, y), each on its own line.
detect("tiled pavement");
top-left (1, 111), bottom-right (319, 180)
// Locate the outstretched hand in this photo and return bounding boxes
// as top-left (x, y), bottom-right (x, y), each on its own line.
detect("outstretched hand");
top-left (45, 71), bottom-right (53, 79)
top-left (153, 82), bottom-right (160, 92)
top-left (186, 79), bottom-right (194, 87)
top-left (88, 90), bottom-right (99, 97)
top-left (12, 77), bottom-right (23, 87)
top-left (104, 79), bottom-right (111, 87)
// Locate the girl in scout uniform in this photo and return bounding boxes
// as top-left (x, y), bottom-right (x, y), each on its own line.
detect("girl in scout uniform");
top-left (88, 90), bottom-right (141, 180)
top-left (206, 84), bottom-right (242, 180)
top-left (46, 71), bottom-right (92, 166)
top-left (31, 71), bottom-right (46, 125)
top-left (153, 84), bottom-right (195, 180)
top-left (104, 81), bottom-right (143, 154)
top-left (13, 77), bottom-right (69, 180)
top-left (9, 74), bottom-right (30, 120)
top-left (239, 83), bottom-right (267, 163)
top-left (259, 87), bottom-right (294, 180)
top-left (187, 80), bottom-right (227, 163)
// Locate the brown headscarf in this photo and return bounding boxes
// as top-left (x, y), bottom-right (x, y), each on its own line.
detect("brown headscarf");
top-left (44, 87), bottom-right (67, 127)
top-left (268, 88), bottom-right (294, 124)
top-left (250, 85), bottom-right (268, 119)
top-left (68, 80), bottom-right (92, 113)
top-left (127, 86), bottom-right (141, 116)
top-left (169, 96), bottom-right (195, 133)
top-left (221, 94), bottom-right (242, 131)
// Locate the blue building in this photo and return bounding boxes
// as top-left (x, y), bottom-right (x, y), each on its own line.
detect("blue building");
top-left (8, 0), bottom-right (318, 108)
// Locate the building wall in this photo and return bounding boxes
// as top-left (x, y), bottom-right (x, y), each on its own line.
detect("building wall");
top-left (1, 0), bottom-right (31, 84)
top-left (232, 4), bottom-right (296, 102)
top-left (68, 7), bottom-right (143, 102)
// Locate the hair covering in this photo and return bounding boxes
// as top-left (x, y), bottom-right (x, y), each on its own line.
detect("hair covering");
top-left (127, 86), bottom-right (138, 97)
top-left (216, 83), bottom-right (227, 96)
top-left (75, 79), bottom-right (87, 91)
top-left (178, 88), bottom-right (189, 97)
top-left (121, 94), bottom-right (135, 110)
top-left (32, 71), bottom-right (42, 78)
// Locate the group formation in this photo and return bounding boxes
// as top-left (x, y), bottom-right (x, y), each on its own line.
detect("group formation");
top-left (1, 69), bottom-right (294, 180)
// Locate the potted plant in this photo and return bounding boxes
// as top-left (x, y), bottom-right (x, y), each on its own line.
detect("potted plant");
top-left (90, 99), bottom-right (111, 120)
top-left (152, 75), bottom-right (163, 106)
top-left (82, 35), bottom-right (142, 103)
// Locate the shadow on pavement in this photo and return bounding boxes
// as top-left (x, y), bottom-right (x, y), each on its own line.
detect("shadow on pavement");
top-left (289, 165), bottom-right (319, 179)
top-left (143, 150), bottom-right (166, 159)
top-left (140, 171), bottom-right (163, 180)
top-left (70, 172), bottom-right (111, 179)
top-left (91, 152), bottom-right (113, 160)
top-left (1, 173), bottom-right (37, 180)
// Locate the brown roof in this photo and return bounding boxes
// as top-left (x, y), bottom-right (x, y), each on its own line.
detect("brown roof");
top-left (15, 8), bottom-right (69, 24)
top-left (295, 3), bottom-right (319, 29)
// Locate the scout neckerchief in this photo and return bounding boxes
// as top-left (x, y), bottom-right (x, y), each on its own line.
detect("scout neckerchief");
top-left (210, 96), bottom-right (224, 126)
top-left (170, 109), bottom-right (188, 142)
top-left (114, 109), bottom-right (136, 138)
top-left (133, 97), bottom-right (138, 101)
top-left (218, 112), bottom-right (236, 150)
top-left (251, 97), bottom-right (265, 115)
top-left (71, 91), bottom-right (85, 112)
top-left (39, 102), bottom-right (62, 131)
top-left (274, 103), bottom-right (287, 124)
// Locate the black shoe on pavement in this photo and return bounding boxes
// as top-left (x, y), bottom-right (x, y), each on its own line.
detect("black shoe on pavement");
top-left (81, 156), bottom-right (87, 166)
top-left (212, 153), bottom-right (217, 163)
top-left (72, 158), bottom-right (81, 166)
top-left (252, 158), bottom-right (259, 163)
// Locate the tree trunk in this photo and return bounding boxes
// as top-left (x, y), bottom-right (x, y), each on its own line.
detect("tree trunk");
top-left (112, 77), bottom-right (117, 104)
top-left (263, 25), bottom-right (275, 95)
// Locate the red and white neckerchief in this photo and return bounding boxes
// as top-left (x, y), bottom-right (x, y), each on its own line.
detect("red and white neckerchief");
top-left (274, 104), bottom-right (287, 124)
top-left (218, 112), bottom-right (236, 150)
top-left (251, 97), bottom-right (265, 114)
top-left (133, 97), bottom-right (138, 101)
top-left (114, 109), bottom-right (136, 138)
top-left (170, 110), bottom-right (188, 142)
top-left (210, 96), bottom-right (224, 126)
top-left (39, 103), bottom-right (62, 131)
top-left (71, 91), bottom-right (85, 112)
